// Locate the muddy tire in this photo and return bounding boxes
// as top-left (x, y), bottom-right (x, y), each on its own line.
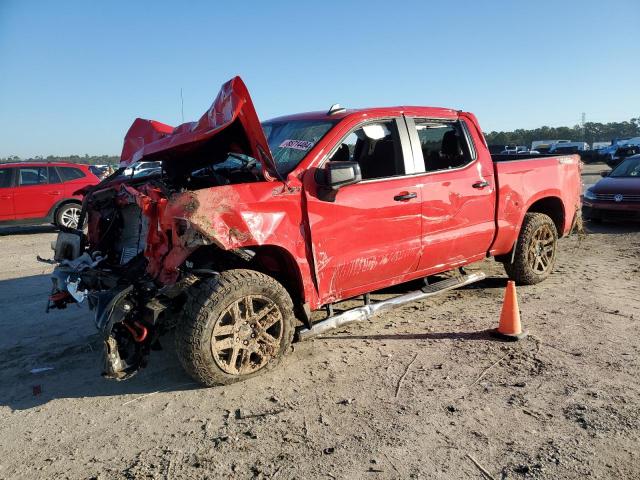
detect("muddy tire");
top-left (55, 202), bottom-right (82, 229)
top-left (503, 212), bottom-right (558, 285)
top-left (175, 269), bottom-right (295, 387)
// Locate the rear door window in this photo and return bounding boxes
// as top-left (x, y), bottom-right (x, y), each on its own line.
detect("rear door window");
top-left (18, 167), bottom-right (48, 186)
top-left (58, 167), bottom-right (86, 181)
top-left (0, 168), bottom-right (13, 188)
top-left (409, 120), bottom-right (474, 172)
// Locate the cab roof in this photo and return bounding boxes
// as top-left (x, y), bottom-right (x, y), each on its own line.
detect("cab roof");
top-left (265, 106), bottom-right (461, 124)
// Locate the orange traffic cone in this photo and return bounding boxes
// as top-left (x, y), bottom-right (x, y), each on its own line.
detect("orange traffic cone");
top-left (491, 280), bottom-right (528, 341)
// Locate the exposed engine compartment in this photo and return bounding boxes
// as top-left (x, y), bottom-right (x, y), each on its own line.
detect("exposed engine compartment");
top-left (47, 157), bottom-right (263, 379)
top-left (44, 75), bottom-right (290, 381)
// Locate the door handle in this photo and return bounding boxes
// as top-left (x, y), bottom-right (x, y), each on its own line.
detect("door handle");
top-left (472, 181), bottom-right (490, 189)
top-left (46, 191), bottom-right (62, 195)
top-left (0, 195), bottom-right (12, 200)
top-left (393, 192), bottom-right (417, 201)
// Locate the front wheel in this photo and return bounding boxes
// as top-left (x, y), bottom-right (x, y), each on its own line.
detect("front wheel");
top-left (503, 212), bottom-right (558, 285)
top-left (176, 269), bottom-right (295, 386)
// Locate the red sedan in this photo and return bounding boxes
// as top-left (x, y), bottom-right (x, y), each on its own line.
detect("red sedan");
top-left (583, 154), bottom-right (640, 222)
top-left (0, 162), bottom-right (100, 229)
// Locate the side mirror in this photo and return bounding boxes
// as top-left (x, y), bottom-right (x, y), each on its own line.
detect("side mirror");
top-left (600, 170), bottom-right (610, 177)
top-left (317, 161), bottom-right (362, 190)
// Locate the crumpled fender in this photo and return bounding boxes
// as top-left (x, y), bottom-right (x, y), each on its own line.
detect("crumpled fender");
top-left (118, 181), bottom-right (319, 306)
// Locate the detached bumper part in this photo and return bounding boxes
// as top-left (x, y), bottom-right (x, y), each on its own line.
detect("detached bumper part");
top-left (103, 336), bottom-right (132, 380)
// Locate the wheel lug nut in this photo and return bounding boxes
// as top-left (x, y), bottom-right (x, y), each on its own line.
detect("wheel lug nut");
top-left (243, 340), bottom-right (249, 345)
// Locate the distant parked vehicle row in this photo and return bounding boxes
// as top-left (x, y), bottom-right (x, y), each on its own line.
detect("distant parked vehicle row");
top-left (121, 161), bottom-right (162, 178)
top-left (500, 145), bottom-right (533, 155)
top-left (491, 137), bottom-right (640, 166)
top-left (0, 162), bottom-right (100, 228)
top-left (549, 142), bottom-right (589, 154)
top-left (605, 145), bottom-right (640, 168)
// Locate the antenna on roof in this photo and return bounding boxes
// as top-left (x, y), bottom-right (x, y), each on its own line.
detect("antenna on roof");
top-left (327, 103), bottom-right (346, 115)
top-left (180, 88), bottom-right (185, 123)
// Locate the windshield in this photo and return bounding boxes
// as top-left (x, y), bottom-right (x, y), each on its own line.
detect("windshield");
top-left (610, 155), bottom-right (640, 177)
top-left (262, 119), bottom-right (337, 176)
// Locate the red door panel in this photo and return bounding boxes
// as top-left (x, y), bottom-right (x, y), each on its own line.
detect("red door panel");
top-left (0, 188), bottom-right (15, 221)
top-left (417, 166), bottom-right (496, 272)
top-left (403, 116), bottom-right (496, 273)
top-left (305, 176), bottom-right (423, 304)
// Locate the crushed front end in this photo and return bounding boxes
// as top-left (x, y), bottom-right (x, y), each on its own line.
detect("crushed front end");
top-left (48, 179), bottom-right (209, 379)
top-left (45, 75), bottom-right (283, 380)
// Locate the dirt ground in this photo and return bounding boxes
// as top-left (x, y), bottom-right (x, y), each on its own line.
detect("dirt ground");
top-left (0, 163), bottom-right (638, 479)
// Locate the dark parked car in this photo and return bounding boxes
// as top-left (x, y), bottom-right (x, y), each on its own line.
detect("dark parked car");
top-left (0, 162), bottom-right (100, 228)
top-left (607, 145), bottom-right (640, 168)
top-left (583, 154), bottom-right (640, 222)
top-left (89, 165), bottom-right (109, 179)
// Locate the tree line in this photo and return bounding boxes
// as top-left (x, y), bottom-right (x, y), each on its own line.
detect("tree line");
top-left (484, 118), bottom-right (640, 147)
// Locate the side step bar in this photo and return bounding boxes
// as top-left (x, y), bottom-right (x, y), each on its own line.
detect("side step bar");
top-left (298, 272), bottom-right (486, 341)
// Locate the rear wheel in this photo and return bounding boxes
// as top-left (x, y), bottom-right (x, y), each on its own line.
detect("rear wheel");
top-left (503, 212), bottom-right (558, 285)
top-left (176, 269), bottom-right (295, 386)
top-left (55, 203), bottom-right (81, 229)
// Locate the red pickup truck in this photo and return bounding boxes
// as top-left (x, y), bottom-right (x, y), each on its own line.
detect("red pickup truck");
top-left (48, 77), bottom-right (581, 386)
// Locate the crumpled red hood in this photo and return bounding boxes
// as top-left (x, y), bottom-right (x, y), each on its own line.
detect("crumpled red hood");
top-left (119, 76), bottom-right (275, 177)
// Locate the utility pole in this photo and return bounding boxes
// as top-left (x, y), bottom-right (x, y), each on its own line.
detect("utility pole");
top-left (581, 112), bottom-right (586, 142)
top-left (180, 88), bottom-right (185, 123)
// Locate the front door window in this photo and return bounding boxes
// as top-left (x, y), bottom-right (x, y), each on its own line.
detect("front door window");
top-left (327, 120), bottom-right (407, 180)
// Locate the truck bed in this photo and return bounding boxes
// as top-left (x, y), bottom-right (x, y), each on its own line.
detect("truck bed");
top-left (489, 153), bottom-right (582, 256)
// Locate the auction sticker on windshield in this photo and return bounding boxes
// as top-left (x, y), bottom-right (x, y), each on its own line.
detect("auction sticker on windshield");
top-left (279, 139), bottom-right (314, 150)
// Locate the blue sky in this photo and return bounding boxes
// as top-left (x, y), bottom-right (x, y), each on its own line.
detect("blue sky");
top-left (1, 0), bottom-right (638, 157)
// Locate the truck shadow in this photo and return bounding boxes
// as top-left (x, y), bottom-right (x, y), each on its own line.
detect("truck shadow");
top-left (0, 336), bottom-right (200, 411)
top-left (0, 225), bottom-right (57, 236)
top-left (371, 274), bottom-right (508, 297)
top-left (584, 221), bottom-right (640, 234)
top-left (323, 330), bottom-right (498, 343)
top-left (0, 273), bottom-right (199, 411)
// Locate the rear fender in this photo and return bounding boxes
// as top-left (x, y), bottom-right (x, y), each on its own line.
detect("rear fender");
top-left (525, 195), bottom-right (566, 236)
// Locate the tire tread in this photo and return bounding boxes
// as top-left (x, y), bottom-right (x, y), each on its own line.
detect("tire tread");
top-left (503, 212), bottom-right (558, 285)
top-left (175, 269), bottom-right (294, 386)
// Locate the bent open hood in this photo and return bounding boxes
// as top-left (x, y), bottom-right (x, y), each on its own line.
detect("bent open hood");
top-left (119, 76), bottom-right (276, 178)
